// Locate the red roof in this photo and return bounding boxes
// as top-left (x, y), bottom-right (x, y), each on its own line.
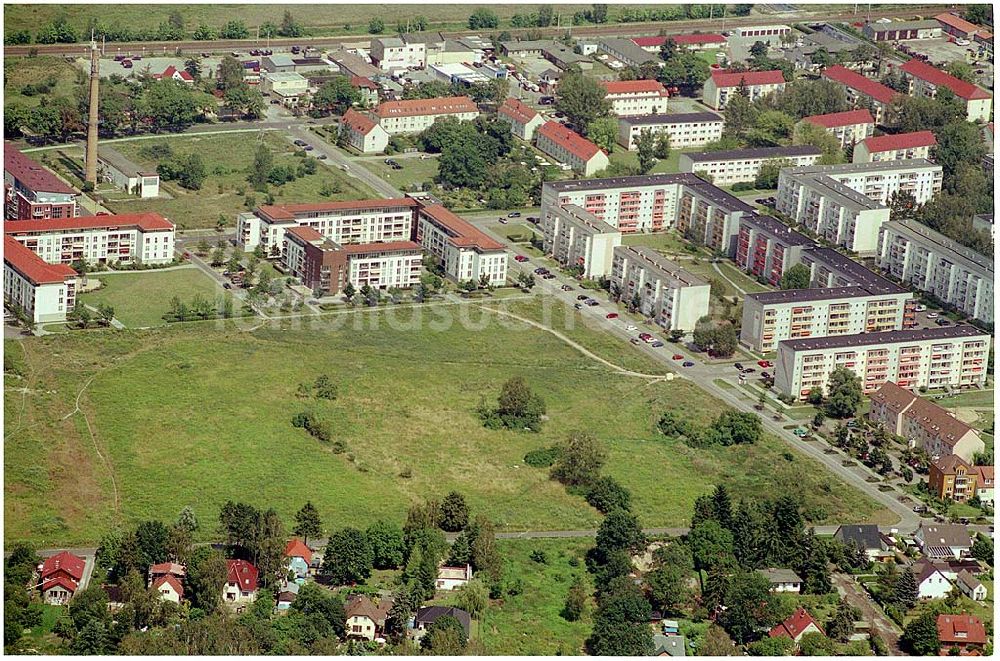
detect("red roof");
top-left (148, 561), bottom-right (186, 577)
top-left (937, 614), bottom-right (988, 646)
top-left (861, 130), bottom-right (937, 153)
top-left (375, 96), bottom-right (477, 119)
top-left (4, 143), bottom-right (77, 195)
top-left (156, 65), bottom-right (194, 82)
top-left (225, 559), bottom-right (258, 592)
top-left (343, 240), bottom-right (421, 254)
top-left (419, 204), bottom-right (505, 251)
top-left (285, 225), bottom-right (326, 242)
top-left (350, 76), bottom-right (378, 90)
top-left (284, 538), bottom-right (314, 563)
top-left (4, 237), bottom-right (77, 285)
top-left (152, 574), bottom-right (184, 596)
top-left (769, 607), bottom-right (824, 640)
top-left (632, 34), bottom-right (726, 48)
top-left (804, 108), bottom-right (875, 128)
top-left (602, 79), bottom-right (668, 95)
top-left (498, 97), bottom-right (540, 125)
top-left (257, 198), bottom-right (418, 221)
top-left (822, 65), bottom-right (898, 105)
top-left (342, 108), bottom-right (380, 136)
top-left (899, 59), bottom-right (991, 100)
top-left (5, 212), bottom-right (174, 234)
top-left (710, 69), bottom-right (785, 88)
top-left (537, 121), bottom-right (603, 162)
top-left (40, 551), bottom-right (86, 582)
top-left (936, 12), bottom-right (983, 36)
top-left (42, 576), bottom-right (79, 594)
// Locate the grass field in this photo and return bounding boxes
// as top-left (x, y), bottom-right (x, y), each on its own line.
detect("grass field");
top-left (100, 132), bottom-right (376, 230)
top-left (3, 56), bottom-right (83, 109)
top-left (78, 267), bottom-right (227, 328)
top-left (608, 147), bottom-right (689, 175)
top-left (4, 298), bottom-right (890, 548)
top-left (357, 156), bottom-right (439, 192)
top-left (622, 231), bottom-right (698, 256)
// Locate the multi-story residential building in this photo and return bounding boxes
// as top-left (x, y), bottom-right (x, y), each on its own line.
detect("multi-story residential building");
top-left (929, 455), bottom-right (982, 502)
top-left (340, 108), bottom-right (390, 154)
top-left (616, 111), bottom-right (724, 150)
top-left (733, 212), bottom-right (813, 286)
top-left (541, 204), bottom-right (622, 278)
top-left (973, 466), bottom-right (994, 505)
top-left (899, 59), bottom-right (993, 123)
top-left (776, 168), bottom-right (891, 252)
top-left (803, 109), bottom-right (875, 147)
top-left (498, 97), bottom-right (545, 142)
top-left (610, 245), bottom-right (710, 331)
top-left (5, 213), bottom-right (176, 266)
top-left (282, 225), bottom-right (422, 295)
top-left (535, 122), bottom-right (609, 176)
top-left (774, 325), bottom-right (991, 400)
top-left (740, 286), bottom-right (914, 353)
top-left (796, 159), bottom-right (943, 206)
top-left (852, 131), bottom-right (937, 163)
top-left (370, 37), bottom-right (427, 71)
top-left (876, 218), bottom-right (993, 324)
top-left (236, 199), bottom-right (420, 253)
top-left (4, 144), bottom-right (78, 221)
top-left (3, 235), bottom-right (76, 324)
top-left (631, 33), bottom-right (727, 52)
top-left (679, 145), bottom-right (822, 185)
top-left (869, 381), bottom-right (986, 462)
top-left (797, 245), bottom-right (902, 293)
top-left (702, 69), bottom-right (786, 109)
top-left (350, 76), bottom-right (380, 107)
top-left (863, 19), bottom-right (942, 41)
top-left (601, 79), bottom-right (669, 116)
top-left (415, 204), bottom-right (507, 286)
top-left (972, 212), bottom-right (993, 237)
top-left (822, 65), bottom-right (899, 125)
top-left (374, 96), bottom-right (479, 134)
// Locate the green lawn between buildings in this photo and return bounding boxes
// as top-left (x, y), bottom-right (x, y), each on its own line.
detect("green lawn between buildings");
top-left (357, 156), bottom-right (440, 193)
top-left (4, 298), bottom-right (892, 548)
top-left (78, 267), bottom-right (226, 328)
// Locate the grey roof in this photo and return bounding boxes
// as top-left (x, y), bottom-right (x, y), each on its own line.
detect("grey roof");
top-left (402, 32), bottom-right (447, 46)
top-left (866, 19), bottom-right (941, 32)
top-left (786, 171), bottom-right (885, 212)
top-left (556, 204), bottom-right (619, 234)
top-left (750, 285), bottom-right (875, 305)
top-left (918, 523), bottom-right (973, 548)
top-left (684, 145), bottom-right (822, 163)
top-left (415, 606), bottom-right (471, 635)
top-left (545, 173), bottom-right (754, 214)
top-left (598, 37), bottom-right (660, 64)
top-left (740, 212), bottom-right (813, 246)
top-left (500, 39), bottom-right (557, 52)
top-left (780, 324), bottom-right (989, 352)
top-left (834, 524), bottom-right (883, 550)
top-left (883, 218), bottom-right (993, 274)
top-left (758, 568), bottom-right (803, 583)
top-left (374, 36), bottom-right (405, 48)
top-left (957, 569), bottom-right (983, 591)
top-left (802, 246), bottom-right (905, 295)
top-left (543, 43), bottom-right (591, 65)
top-left (328, 49), bottom-right (380, 78)
top-left (614, 245), bottom-right (707, 288)
top-left (98, 145), bottom-right (155, 177)
top-left (787, 158), bottom-right (939, 176)
top-left (263, 54), bottom-right (295, 68)
top-left (619, 112), bottom-right (723, 126)
top-left (653, 634), bottom-right (687, 657)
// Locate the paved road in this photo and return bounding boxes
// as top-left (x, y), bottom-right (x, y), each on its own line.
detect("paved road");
top-left (286, 126), bottom-right (402, 199)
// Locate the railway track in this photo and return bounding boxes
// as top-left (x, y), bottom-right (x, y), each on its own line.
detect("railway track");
top-left (4, 5), bottom-right (963, 58)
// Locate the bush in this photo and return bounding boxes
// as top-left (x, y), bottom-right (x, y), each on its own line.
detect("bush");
top-left (524, 446), bottom-right (561, 468)
top-left (585, 476), bottom-right (632, 514)
top-left (529, 549), bottom-right (549, 564)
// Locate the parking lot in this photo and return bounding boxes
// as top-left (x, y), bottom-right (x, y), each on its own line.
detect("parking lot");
top-left (897, 37), bottom-right (994, 90)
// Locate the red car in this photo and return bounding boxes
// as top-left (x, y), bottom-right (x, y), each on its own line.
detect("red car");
top-left (514, 255), bottom-right (529, 263)
top-left (606, 312), bottom-right (619, 319)
top-left (672, 354), bottom-right (684, 360)
top-left (758, 360), bottom-right (772, 368)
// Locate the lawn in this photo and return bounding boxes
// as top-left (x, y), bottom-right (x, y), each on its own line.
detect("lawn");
top-left (78, 267), bottom-right (227, 328)
top-left (608, 147), bottom-right (687, 175)
top-left (622, 230), bottom-right (699, 256)
top-left (3, 56), bottom-right (82, 109)
top-left (357, 156), bottom-right (439, 193)
top-left (101, 132), bottom-right (376, 230)
top-left (4, 298), bottom-right (891, 548)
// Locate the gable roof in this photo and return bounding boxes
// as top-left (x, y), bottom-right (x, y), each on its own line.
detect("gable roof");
top-left (869, 382), bottom-right (976, 450)
top-left (899, 59), bottom-right (991, 100)
top-left (4, 237), bottom-right (77, 285)
top-left (415, 606), bottom-right (471, 635)
top-left (153, 574), bottom-right (184, 596)
top-left (861, 130), bottom-right (937, 153)
top-left (601, 79), bottom-right (668, 95)
top-left (710, 69), bottom-right (785, 88)
top-left (918, 523), bottom-right (972, 549)
top-left (913, 558), bottom-right (950, 585)
top-left (498, 97), bottom-right (540, 125)
top-left (822, 64), bottom-right (897, 104)
top-left (345, 594), bottom-right (393, 624)
top-left (932, 453), bottom-right (974, 475)
top-left (935, 12), bottom-right (984, 36)
top-left (769, 607), bottom-right (824, 639)
top-left (834, 524), bottom-right (884, 550)
top-left (4, 143), bottom-right (77, 195)
top-left (284, 538), bottom-right (313, 564)
top-left (973, 466), bottom-right (993, 483)
top-left (225, 559), bottom-right (259, 592)
top-left (758, 568), bottom-right (802, 584)
top-left (937, 614), bottom-right (988, 645)
top-left (5, 212), bottom-right (175, 234)
top-left (632, 34), bottom-right (727, 48)
top-left (653, 633), bottom-right (687, 656)
top-left (148, 562), bottom-right (186, 578)
top-left (375, 95), bottom-right (477, 119)
top-left (419, 204), bottom-right (504, 251)
top-left (537, 121), bottom-right (603, 161)
top-left (804, 108), bottom-right (874, 128)
top-left (956, 569), bottom-right (983, 592)
top-left (350, 75), bottom-right (378, 90)
top-left (41, 551), bottom-right (86, 582)
top-left (157, 65), bottom-right (194, 81)
top-left (342, 108), bottom-right (380, 136)
top-left (256, 198), bottom-right (418, 221)
top-left (42, 575), bottom-right (80, 594)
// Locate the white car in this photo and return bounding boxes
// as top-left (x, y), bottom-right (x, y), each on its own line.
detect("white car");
top-left (926, 312), bottom-right (939, 318)
top-left (915, 304), bottom-right (926, 312)
top-left (625, 324), bottom-right (637, 332)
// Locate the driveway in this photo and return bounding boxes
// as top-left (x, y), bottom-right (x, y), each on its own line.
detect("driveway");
top-left (832, 572), bottom-right (902, 654)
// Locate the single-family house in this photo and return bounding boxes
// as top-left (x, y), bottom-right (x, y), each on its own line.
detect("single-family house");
top-left (276, 581), bottom-right (300, 610)
top-left (914, 523), bottom-right (972, 560)
top-left (345, 594), bottom-right (393, 640)
top-left (768, 607), bottom-right (824, 643)
top-left (153, 65), bottom-right (194, 84)
top-left (413, 606), bottom-right (471, 638)
top-left (758, 568), bottom-right (803, 593)
top-left (955, 570), bottom-right (987, 601)
top-left (40, 551), bottom-right (86, 605)
top-left (833, 524), bottom-right (893, 561)
top-left (652, 633), bottom-right (687, 656)
top-left (284, 538), bottom-right (314, 578)
top-left (223, 559), bottom-right (258, 604)
top-left (973, 466), bottom-right (994, 505)
top-left (913, 559), bottom-right (953, 599)
top-left (436, 564), bottom-right (472, 591)
top-left (148, 562), bottom-right (185, 585)
top-left (937, 614), bottom-right (988, 655)
top-left (152, 574), bottom-right (184, 604)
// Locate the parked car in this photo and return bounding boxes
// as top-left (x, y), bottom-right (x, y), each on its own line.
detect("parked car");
top-left (672, 354), bottom-right (684, 360)
top-left (585, 299), bottom-right (599, 307)
top-left (682, 361), bottom-right (695, 367)
top-left (734, 362), bottom-right (744, 370)
top-left (498, 218), bottom-right (508, 224)
top-left (542, 273), bottom-right (556, 279)
top-left (223, 282), bottom-right (232, 289)
top-left (606, 312), bottom-right (619, 319)
top-left (793, 427), bottom-right (808, 437)
top-left (514, 255), bottom-right (529, 263)
top-left (574, 303), bottom-right (583, 309)
top-left (742, 368), bottom-right (755, 374)
top-left (317, 154), bottom-right (327, 159)
top-left (576, 294), bottom-right (589, 300)
top-left (651, 341), bottom-right (664, 348)
top-left (294, 139), bottom-right (307, 146)
top-left (757, 360), bottom-right (771, 368)
top-left (935, 318), bottom-right (951, 326)
top-left (631, 338), bottom-right (641, 345)
top-left (560, 284), bottom-right (573, 291)
top-left (926, 312), bottom-right (939, 318)
top-left (304, 145), bottom-right (314, 151)
top-left (508, 211), bottom-right (521, 218)
top-left (534, 267), bottom-right (549, 275)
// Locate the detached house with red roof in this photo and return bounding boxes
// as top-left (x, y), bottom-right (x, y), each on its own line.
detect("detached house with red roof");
top-left (899, 59), bottom-right (992, 123)
top-left (853, 130), bottom-right (937, 163)
top-left (152, 575), bottom-right (184, 604)
top-left (6, 213), bottom-right (176, 266)
top-left (340, 108), bottom-right (390, 154)
top-left (535, 121), bottom-right (609, 176)
top-left (601, 79), bottom-right (669, 116)
top-left (4, 143), bottom-right (79, 221)
top-left (822, 65), bottom-right (899, 125)
top-left (374, 96), bottom-right (479, 134)
top-left (498, 97), bottom-right (545, 142)
top-left (284, 538), bottom-right (314, 579)
top-left (153, 65), bottom-right (194, 84)
top-left (4, 236), bottom-right (77, 323)
top-left (40, 551), bottom-right (86, 605)
top-left (223, 559), bottom-right (258, 604)
top-left (702, 69), bottom-right (785, 110)
top-left (769, 607), bottom-right (824, 644)
top-left (937, 614), bottom-right (988, 655)
top-left (803, 109), bottom-right (875, 148)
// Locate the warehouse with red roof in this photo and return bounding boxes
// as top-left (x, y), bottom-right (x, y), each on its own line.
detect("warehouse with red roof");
top-left (702, 69), bottom-right (785, 109)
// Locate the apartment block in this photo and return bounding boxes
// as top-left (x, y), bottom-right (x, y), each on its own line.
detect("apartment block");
top-left (876, 218), bottom-right (993, 324)
top-left (616, 111), bottom-right (724, 150)
top-left (853, 131), bottom-right (937, 163)
top-left (498, 97), bottom-right (545, 142)
top-left (535, 122), bottom-right (609, 176)
top-left (601, 79), bottom-right (669, 116)
top-left (610, 245), bottom-right (710, 331)
top-left (374, 96), bottom-right (479, 134)
top-left (797, 245), bottom-right (897, 292)
top-left (733, 212), bottom-right (814, 286)
top-left (702, 69), bottom-right (786, 109)
top-left (679, 146), bottom-right (822, 186)
top-left (803, 109), bottom-right (875, 148)
top-left (900, 59), bottom-right (992, 123)
top-left (4, 144), bottom-right (78, 221)
top-left (282, 225), bottom-right (422, 295)
top-left (370, 37), bottom-right (427, 71)
top-left (929, 455), bottom-right (984, 501)
top-left (340, 108), bottom-right (390, 154)
top-left (774, 325), bottom-right (991, 400)
top-left (822, 65), bottom-right (898, 125)
top-left (541, 204), bottom-right (622, 278)
top-left (5, 213), bottom-right (176, 266)
top-left (236, 199), bottom-right (420, 253)
top-left (3, 235), bottom-right (76, 324)
top-left (415, 204), bottom-right (507, 286)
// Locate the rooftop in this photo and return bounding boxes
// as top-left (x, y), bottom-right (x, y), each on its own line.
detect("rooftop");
top-left (419, 204), bottom-right (505, 251)
top-left (601, 79), bottom-right (667, 95)
top-left (375, 95), bottom-right (478, 118)
top-left (256, 198), bottom-right (418, 221)
top-left (871, 382), bottom-right (978, 450)
top-left (4, 143), bottom-right (77, 195)
top-left (683, 145), bottom-right (822, 162)
top-left (802, 246), bottom-right (904, 295)
top-left (341, 107), bottom-right (380, 135)
top-left (749, 285), bottom-right (876, 305)
top-left (98, 144), bottom-right (159, 177)
top-left (785, 171), bottom-right (885, 212)
top-left (866, 19), bottom-right (941, 31)
top-left (740, 212), bottom-right (814, 246)
top-left (5, 212), bottom-right (174, 234)
top-left (614, 245), bottom-right (707, 289)
top-left (758, 568), bottom-right (803, 583)
top-left (498, 97), bottom-right (540, 125)
top-left (544, 173), bottom-right (755, 214)
top-left (618, 111), bottom-right (723, 126)
top-left (899, 59), bottom-right (991, 100)
top-left (786, 158), bottom-right (939, 176)
top-left (804, 108), bottom-right (875, 128)
top-left (553, 204), bottom-right (619, 235)
top-left (861, 130), bottom-right (937, 153)
top-left (264, 71), bottom-right (308, 83)
top-left (780, 324), bottom-right (989, 352)
top-left (499, 39), bottom-right (557, 52)
top-left (537, 121), bottom-right (603, 161)
top-left (597, 37), bottom-right (660, 64)
top-left (935, 12), bottom-right (985, 35)
top-left (710, 69), bottom-right (785, 87)
top-left (822, 64), bottom-right (898, 105)
top-left (883, 218), bottom-right (993, 274)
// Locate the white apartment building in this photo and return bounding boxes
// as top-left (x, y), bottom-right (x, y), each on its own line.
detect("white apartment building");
top-left (236, 199), bottom-right (419, 253)
top-left (535, 121), bottom-right (609, 176)
top-left (733, 212), bottom-right (814, 286)
top-left (541, 204), bottom-right (622, 278)
top-left (374, 96), bottom-right (479, 135)
top-left (702, 69), bottom-right (786, 110)
top-left (821, 65), bottom-right (898, 125)
top-left (5, 213), bottom-right (176, 266)
top-left (3, 235), bottom-right (76, 324)
top-left (900, 59), bottom-right (993, 123)
top-left (853, 131), bottom-right (937, 163)
top-left (416, 204), bottom-right (508, 286)
top-left (679, 145), bottom-right (822, 186)
top-left (782, 159), bottom-right (942, 206)
top-left (601, 79), bottom-right (670, 116)
top-left (877, 218), bottom-right (994, 324)
top-left (616, 111), bottom-right (724, 150)
top-left (340, 108), bottom-right (390, 154)
top-left (802, 109), bottom-right (875, 148)
top-left (370, 37), bottom-right (427, 71)
top-left (740, 286), bottom-right (915, 353)
top-left (774, 325), bottom-right (991, 400)
top-left (498, 97), bottom-right (545, 142)
top-left (610, 245), bottom-right (711, 331)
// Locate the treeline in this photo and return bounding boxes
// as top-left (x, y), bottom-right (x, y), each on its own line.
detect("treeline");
top-left (163, 294), bottom-right (240, 322)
